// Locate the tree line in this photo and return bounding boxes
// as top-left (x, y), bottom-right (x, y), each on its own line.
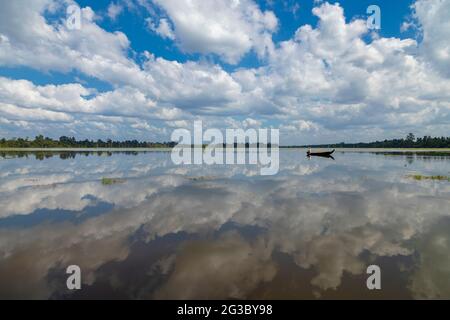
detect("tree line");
top-left (0, 135), bottom-right (176, 148)
top-left (1, 133), bottom-right (450, 149)
top-left (301, 134), bottom-right (450, 149)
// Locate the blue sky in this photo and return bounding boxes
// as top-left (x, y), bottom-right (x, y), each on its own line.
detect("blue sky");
top-left (77, 0), bottom-right (416, 68)
top-left (0, 0), bottom-right (449, 144)
top-left (5, 0), bottom-right (416, 78)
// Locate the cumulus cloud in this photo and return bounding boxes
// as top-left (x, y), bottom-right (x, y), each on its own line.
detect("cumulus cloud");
top-left (0, 0), bottom-right (133, 79)
top-left (413, 0), bottom-right (450, 77)
top-left (147, 0), bottom-right (278, 64)
top-left (0, 77), bottom-right (186, 123)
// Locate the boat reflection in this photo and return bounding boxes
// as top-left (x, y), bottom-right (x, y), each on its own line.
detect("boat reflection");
top-left (307, 154), bottom-right (335, 160)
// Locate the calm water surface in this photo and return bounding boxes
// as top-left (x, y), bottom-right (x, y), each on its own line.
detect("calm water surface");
top-left (1, 149), bottom-right (450, 299)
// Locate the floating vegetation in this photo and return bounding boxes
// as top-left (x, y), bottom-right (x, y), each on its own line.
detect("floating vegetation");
top-left (101, 177), bottom-right (126, 185)
top-left (187, 176), bottom-right (217, 181)
top-left (407, 174), bottom-right (450, 181)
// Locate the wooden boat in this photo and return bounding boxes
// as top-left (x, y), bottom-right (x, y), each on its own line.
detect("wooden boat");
top-left (307, 149), bottom-right (335, 156)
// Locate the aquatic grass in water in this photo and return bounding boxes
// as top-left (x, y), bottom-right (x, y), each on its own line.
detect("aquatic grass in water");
top-left (101, 177), bottom-right (126, 185)
top-left (408, 174), bottom-right (450, 181)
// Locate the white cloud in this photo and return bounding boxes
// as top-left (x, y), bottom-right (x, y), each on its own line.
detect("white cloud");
top-left (400, 21), bottom-right (414, 33)
top-left (0, 0), bottom-right (137, 84)
top-left (147, 17), bottom-right (175, 40)
top-left (142, 58), bottom-right (242, 111)
top-left (413, 0), bottom-right (450, 77)
top-left (0, 77), bottom-right (193, 123)
top-left (0, 77), bottom-right (92, 113)
top-left (148, 0), bottom-right (278, 64)
top-left (0, 103), bottom-right (73, 122)
top-left (243, 117), bottom-right (262, 128)
top-left (107, 2), bottom-right (124, 20)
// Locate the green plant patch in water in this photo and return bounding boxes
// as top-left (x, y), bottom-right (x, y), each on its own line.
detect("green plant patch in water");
top-left (408, 174), bottom-right (450, 181)
top-left (101, 177), bottom-right (126, 185)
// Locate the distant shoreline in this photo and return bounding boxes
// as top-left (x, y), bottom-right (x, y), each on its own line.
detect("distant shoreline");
top-left (1, 147), bottom-right (450, 153)
top-left (2, 134), bottom-right (450, 149)
top-left (0, 147), bottom-right (172, 152)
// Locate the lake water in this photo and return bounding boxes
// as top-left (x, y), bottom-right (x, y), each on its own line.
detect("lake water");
top-left (1, 149), bottom-right (450, 299)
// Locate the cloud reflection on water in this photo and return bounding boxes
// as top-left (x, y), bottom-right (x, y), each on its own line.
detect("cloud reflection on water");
top-left (0, 151), bottom-right (450, 299)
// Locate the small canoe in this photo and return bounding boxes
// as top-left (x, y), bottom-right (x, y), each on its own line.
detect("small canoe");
top-left (307, 149), bottom-right (335, 156)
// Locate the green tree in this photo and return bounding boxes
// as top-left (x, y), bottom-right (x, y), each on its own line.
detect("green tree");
top-left (406, 133), bottom-right (415, 143)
